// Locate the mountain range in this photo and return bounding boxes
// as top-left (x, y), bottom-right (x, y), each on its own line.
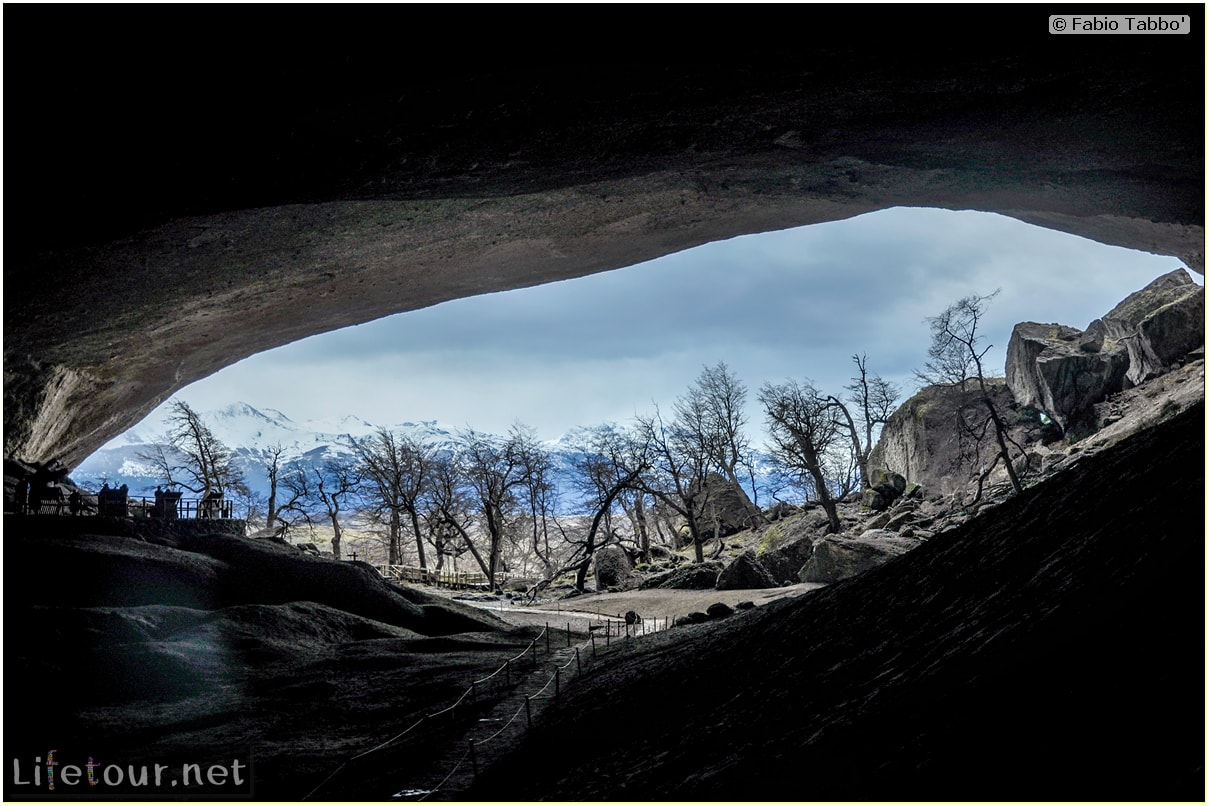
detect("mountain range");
top-left (73, 402), bottom-right (782, 514)
top-left (74, 402), bottom-right (516, 500)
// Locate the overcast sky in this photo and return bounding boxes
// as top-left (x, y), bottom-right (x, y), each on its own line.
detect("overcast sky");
top-left (114, 207), bottom-right (1192, 448)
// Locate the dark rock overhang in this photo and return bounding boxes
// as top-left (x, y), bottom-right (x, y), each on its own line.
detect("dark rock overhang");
top-left (4, 7), bottom-right (1204, 468)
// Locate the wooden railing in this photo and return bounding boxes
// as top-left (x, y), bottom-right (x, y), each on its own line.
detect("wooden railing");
top-left (374, 565), bottom-right (509, 590)
top-left (19, 493), bottom-right (234, 519)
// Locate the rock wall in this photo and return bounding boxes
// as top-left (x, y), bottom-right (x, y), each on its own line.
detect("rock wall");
top-left (1006, 269), bottom-right (1205, 435)
top-left (867, 380), bottom-right (1032, 498)
top-left (872, 269), bottom-right (1205, 498)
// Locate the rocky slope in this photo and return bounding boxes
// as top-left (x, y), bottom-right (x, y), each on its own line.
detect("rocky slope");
top-left (2, 521), bottom-right (541, 799)
top-left (470, 400), bottom-right (1205, 801)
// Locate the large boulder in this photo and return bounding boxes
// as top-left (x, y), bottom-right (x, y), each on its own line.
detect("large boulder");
top-left (754, 511), bottom-right (823, 584)
top-left (593, 545), bottom-right (636, 591)
top-left (692, 473), bottom-right (765, 538)
top-left (759, 536), bottom-right (817, 586)
top-left (863, 468), bottom-right (908, 511)
top-left (1103, 269), bottom-right (1206, 383)
top-left (1007, 269), bottom-right (1204, 435)
top-left (867, 380), bottom-right (1031, 498)
top-left (1005, 321), bottom-right (1128, 435)
top-left (716, 550), bottom-right (779, 591)
top-left (799, 529), bottom-right (923, 584)
top-left (644, 561), bottom-right (724, 590)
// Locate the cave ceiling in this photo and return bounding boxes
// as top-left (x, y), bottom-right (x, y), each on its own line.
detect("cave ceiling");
top-left (3, 9), bottom-right (1203, 468)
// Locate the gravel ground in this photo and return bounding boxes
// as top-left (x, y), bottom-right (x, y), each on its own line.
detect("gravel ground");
top-left (457, 583), bottom-right (827, 634)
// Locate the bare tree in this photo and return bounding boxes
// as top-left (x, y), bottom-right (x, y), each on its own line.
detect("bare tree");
top-left (513, 432), bottom-right (562, 581)
top-left (566, 423), bottom-right (650, 590)
top-left (679, 362), bottom-right (758, 504)
top-left (138, 400), bottom-right (248, 498)
top-left (458, 425), bottom-right (535, 589)
top-left (423, 452), bottom-right (487, 576)
top-left (635, 406), bottom-right (714, 563)
top-left (278, 459), bottom-right (360, 560)
top-left (759, 379), bottom-right (845, 533)
top-left (235, 487), bottom-right (266, 526)
top-left (916, 291), bottom-right (1025, 497)
top-left (617, 487), bottom-right (656, 564)
top-left (263, 443), bottom-right (286, 531)
top-left (354, 428), bottom-right (434, 568)
top-left (831, 353), bottom-right (900, 490)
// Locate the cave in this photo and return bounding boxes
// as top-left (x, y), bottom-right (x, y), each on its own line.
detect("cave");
top-left (3, 9), bottom-right (1204, 800)
top-left (4, 8), bottom-right (1203, 472)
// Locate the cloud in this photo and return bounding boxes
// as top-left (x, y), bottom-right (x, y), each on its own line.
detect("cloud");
top-left (150, 208), bottom-right (1188, 445)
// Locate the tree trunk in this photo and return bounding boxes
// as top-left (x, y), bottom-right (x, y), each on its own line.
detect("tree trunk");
top-left (574, 554), bottom-right (593, 593)
top-left (266, 482), bottom-right (278, 531)
top-left (633, 494), bottom-right (651, 564)
top-left (686, 512), bottom-right (705, 563)
top-left (329, 514), bottom-right (343, 560)
top-left (408, 508), bottom-right (427, 569)
top-left (387, 509), bottom-right (401, 565)
top-left (487, 530), bottom-right (502, 590)
top-left (808, 464), bottom-right (842, 534)
top-left (449, 517), bottom-right (491, 577)
top-left (984, 395), bottom-right (1024, 495)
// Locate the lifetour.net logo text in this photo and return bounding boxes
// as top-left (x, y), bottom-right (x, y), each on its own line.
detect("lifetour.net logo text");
top-left (9, 750), bottom-right (252, 797)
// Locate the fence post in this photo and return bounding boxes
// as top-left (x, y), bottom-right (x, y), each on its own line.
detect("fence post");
top-left (575, 646), bottom-right (582, 675)
top-left (525, 695), bottom-right (532, 729)
top-left (545, 623), bottom-right (550, 654)
top-left (566, 622), bottom-right (571, 646)
top-left (606, 630), bottom-right (610, 648)
top-left (469, 739), bottom-right (478, 778)
top-left (591, 634), bottom-right (596, 659)
top-left (555, 668), bottom-right (560, 703)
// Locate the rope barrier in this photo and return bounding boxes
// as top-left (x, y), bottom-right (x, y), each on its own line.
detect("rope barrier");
top-left (306, 613), bottom-right (669, 801)
top-left (302, 627), bottom-right (544, 801)
top-left (416, 746), bottom-right (471, 802)
top-left (477, 697), bottom-right (528, 745)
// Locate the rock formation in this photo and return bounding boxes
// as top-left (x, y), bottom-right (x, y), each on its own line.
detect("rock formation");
top-left (759, 536), bottom-right (818, 587)
top-left (688, 473), bottom-right (766, 539)
top-left (4, 12), bottom-right (1203, 469)
top-left (13, 527), bottom-right (508, 636)
top-left (862, 468), bottom-right (909, 511)
top-left (593, 544), bottom-right (636, 591)
top-left (716, 550), bottom-right (779, 591)
top-left (867, 380), bottom-right (1037, 498)
top-left (1006, 269), bottom-right (1205, 435)
top-left (471, 403), bottom-right (1205, 801)
top-left (643, 561), bottom-right (724, 590)
top-left (799, 529), bottom-right (924, 584)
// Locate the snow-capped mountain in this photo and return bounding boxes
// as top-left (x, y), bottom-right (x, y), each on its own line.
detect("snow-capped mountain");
top-left (73, 403), bottom-right (468, 500)
top-left (73, 402), bottom-right (786, 515)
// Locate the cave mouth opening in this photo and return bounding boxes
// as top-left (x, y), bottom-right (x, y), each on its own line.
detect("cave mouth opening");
top-left (72, 206), bottom-right (1191, 510)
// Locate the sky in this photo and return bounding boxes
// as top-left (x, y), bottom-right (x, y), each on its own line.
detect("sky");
top-left (107, 207), bottom-right (1194, 449)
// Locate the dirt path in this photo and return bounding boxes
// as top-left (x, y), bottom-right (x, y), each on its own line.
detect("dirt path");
top-left (469, 583), bottom-right (827, 632)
